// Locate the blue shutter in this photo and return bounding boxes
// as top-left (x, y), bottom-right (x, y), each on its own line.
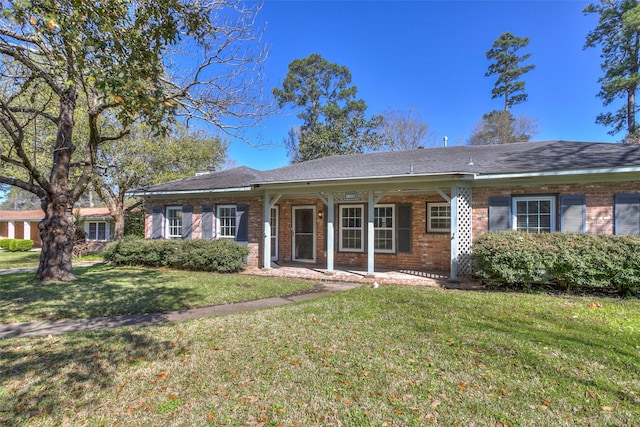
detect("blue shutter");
top-left (151, 206), bottom-right (163, 239)
top-left (236, 204), bottom-right (249, 242)
top-left (615, 194), bottom-right (640, 235)
top-left (182, 205), bottom-right (193, 239)
top-left (560, 195), bottom-right (586, 233)
top-left (489, 197), bottom-right (511, 231)
top-left (202, 206), bottom-right (213, 240)
top-left (397, 203), bottom-right (412, 253)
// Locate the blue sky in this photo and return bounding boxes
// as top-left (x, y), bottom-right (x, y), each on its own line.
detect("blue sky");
top-left (227, 0), bottom-right (616, 171)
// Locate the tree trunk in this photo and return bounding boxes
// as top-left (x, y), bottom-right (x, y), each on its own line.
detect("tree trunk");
top-left (36, 197), bottom-right (76, 282)
top-left (113, 210), bottom-right (125, 241)
top-left (35, 89), bottom-right (78, 283)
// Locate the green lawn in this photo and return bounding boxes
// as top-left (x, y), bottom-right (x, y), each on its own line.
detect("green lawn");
top-left (0, 250), bottom-right (102, 269)
top-left (1, 284), bottom-right (638, 426)
top-left (0, 264), bottom-right (315, 323)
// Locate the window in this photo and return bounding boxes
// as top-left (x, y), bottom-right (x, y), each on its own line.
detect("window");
top-left (512, 196), bottom-right (556, 233)
top-left (339, 204), bottom-right (363, 252)
top-left (217, 205), bottom-right (237, 238)
top-left (374, 204), bottom-right (395, 252)
top-left (166, 206), bottom-right (183, 239)
top-left (427, 202), bottom-right (451, 232)
top-left (87, 222), bottom-right (107, 241)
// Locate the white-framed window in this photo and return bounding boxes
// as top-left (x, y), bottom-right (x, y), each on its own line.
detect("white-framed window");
top-left (512, 196), bottom-right (556, 233)
top-left (86, 222), bottom-right (108, 241)
top-left (427, 202), bottom-right (451, 233)
top-left (339, 204), bottom-right (364, 252)
top-left (374, 204), bottom-right (395, 253)
top-left (165, 206), bottom-right (183, 239)
top-left (217, 205), bottom-right (237, 239)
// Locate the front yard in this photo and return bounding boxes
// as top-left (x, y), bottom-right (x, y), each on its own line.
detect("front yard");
top-left (1, 268), bottom-right (638, 426)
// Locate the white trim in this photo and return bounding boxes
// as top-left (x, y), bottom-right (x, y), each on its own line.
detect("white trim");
top-left (339, 204), bottom-right (364, 252)
top-left (373, 204), bottom-right (395, 253)
top-left (127, 186), bottom-right (253, 197)
top-left (165, 206), bottom-right (182, 239)
top-left (86, 221), bottom-right (110, 242)
top-left (270, 206), bottom-right (279, 262)
top-left (292, 205), bottom-right (316, 262)
top-left (475, 165), bottom-right (640, 181)
top-left (512, 195), bottom-right (556, 232)
top-left (427, 202), bottom-right (451, 233)
top-left (216, 204), bottom-right (237, 239)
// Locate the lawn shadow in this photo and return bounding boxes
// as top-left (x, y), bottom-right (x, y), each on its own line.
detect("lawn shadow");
top-left (0, 264), bottom-right (204, 322)
top-left (0, 327), bottom-right (179, 424)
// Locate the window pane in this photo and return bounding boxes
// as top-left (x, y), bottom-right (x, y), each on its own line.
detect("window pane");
top-left (218, 206), bottom-right (236, 238)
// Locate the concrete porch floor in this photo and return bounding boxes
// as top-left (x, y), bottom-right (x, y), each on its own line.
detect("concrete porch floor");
top-left (244, 262), bottom-right (483, 290)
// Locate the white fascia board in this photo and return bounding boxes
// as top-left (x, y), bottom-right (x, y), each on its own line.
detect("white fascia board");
top-left (474, 166), bottom-right (640, 181)
top-left (127, 186), bottom-right (253, 197)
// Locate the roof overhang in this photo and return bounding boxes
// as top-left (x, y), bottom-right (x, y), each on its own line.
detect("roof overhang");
top-left (127, 186), bottom-right (254, 197)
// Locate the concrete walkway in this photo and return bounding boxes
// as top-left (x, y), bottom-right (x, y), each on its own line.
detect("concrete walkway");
top-left (0, 281), bottom-right (360, 339)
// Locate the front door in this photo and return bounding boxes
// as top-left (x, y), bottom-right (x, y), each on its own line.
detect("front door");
top-left (292, 206), bottom-right (316, 262)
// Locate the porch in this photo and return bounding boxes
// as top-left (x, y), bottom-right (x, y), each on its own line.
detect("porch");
top-left (244, 262), bottom-right (483, 290)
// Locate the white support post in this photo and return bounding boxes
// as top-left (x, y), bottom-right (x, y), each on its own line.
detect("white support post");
top-left (327, 192), bottom-right (335, 274)
top-left (23, 221), bottom-right (31, 240)
top-left (8, 221), bottom-right (15, 239)
top-left (263, 193), bottom-right (271, 269)
top-left (367, 191), bottom-right (375, 276)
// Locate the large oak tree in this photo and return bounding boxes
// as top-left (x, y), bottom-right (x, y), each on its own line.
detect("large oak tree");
top-left (0, 0), bottom-right (269, 282)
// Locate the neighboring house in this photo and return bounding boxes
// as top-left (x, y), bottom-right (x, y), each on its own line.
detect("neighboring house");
top-left (129, 141), bottom-right (640, 279)
top-left (0, 207), bottom-right (115, 248)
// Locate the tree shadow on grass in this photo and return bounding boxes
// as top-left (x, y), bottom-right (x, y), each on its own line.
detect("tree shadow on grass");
top-left (0, 327), bottom-right (180, 425)
top-left (0, 265), bottom-right (203, 322)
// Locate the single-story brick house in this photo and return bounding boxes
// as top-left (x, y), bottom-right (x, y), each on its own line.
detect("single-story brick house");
top-left (0, 207), bottom-right (115, 248)
top-left (129, 141), bottom-right (640, 279)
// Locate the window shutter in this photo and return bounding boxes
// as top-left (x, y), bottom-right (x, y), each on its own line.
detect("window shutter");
top-left (489, 197), bottom-right (512, 231)
top-left (151, 206), bottom-right (163, 239)
top-left (560, 195), bottom-right (586, 233)
top-left (182, 205), bottom-right (193, 239)
top-left (397, 203), bottom-right (412, 253)
top-left (615, 194), bottom-right (640, 235)
top-left (202, 206), bottom-right (213, 240)
top-left (236, 204), bottom-right (249, 242)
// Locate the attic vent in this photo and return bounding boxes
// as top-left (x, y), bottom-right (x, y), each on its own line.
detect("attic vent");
top-left (467, 157), bottom-right (474, 166)
top-left (409, 164), bottom-right (414, 174)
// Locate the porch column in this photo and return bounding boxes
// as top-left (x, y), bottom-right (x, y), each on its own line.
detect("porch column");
top-left (450, 185), bottom-right (473, 281)
top-left (7, 221), bottom-right (15, 239)
top-left (23, 221), bottom-right (31, 240)
top-left (263, 193), bottom-right (271, 269)
top-left (367, 191), bottom-right (375, 276)
top-left (326, 192), bottom-right (335, 273)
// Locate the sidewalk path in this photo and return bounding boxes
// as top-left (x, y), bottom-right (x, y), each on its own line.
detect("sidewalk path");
top-left (0, 281), bottom-right (360, 339)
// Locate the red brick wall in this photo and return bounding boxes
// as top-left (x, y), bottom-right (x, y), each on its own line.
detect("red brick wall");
top-left (146, 196), bottom-right (263, 268)
top-left (145, 179), bottom-right (640, 273)
top-left (472, 180), bottom-right (640, 236)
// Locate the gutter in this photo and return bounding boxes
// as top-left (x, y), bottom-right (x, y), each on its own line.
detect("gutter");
top-left (474, 165), bottom-right (640, 181)
top-left (127, 186), bottom-right (254, 197)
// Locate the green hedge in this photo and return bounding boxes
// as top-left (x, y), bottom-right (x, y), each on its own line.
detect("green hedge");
top-left (472, 231), bottom-right (640, 295)
top-left (103, 237), bottom-right (249, 273)
top-left (0, 239), bottom-right (35, 252)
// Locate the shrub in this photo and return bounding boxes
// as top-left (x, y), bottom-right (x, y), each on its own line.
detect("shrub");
top-left (103, 237), bottom-right (249, 273)
top-left (472, 232), bottom-right (640, 295)
top-left (0, 239), bottom-right (34, 252)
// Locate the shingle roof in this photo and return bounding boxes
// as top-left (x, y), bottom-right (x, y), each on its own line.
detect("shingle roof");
top-left (133, 166), bottom-right (267, 193)
top-left (260, 140), bottom-right (640, 183)
top-left (0, 208), bottom-right (112, 221)
top-left (133, 141), bottom-right (640, 194)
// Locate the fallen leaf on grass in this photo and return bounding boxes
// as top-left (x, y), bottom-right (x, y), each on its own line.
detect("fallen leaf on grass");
top-left (589, 302), bottom-right (602, 308)
top-left (431, 400), bottom-right (441, 408)
top-left (540, 398), bottom-right (552, 407)
top-left (587, 390), bottom-right (596, 399)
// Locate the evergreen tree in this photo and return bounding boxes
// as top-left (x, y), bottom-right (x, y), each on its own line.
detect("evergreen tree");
top-left (273, 53), bottom-right (383, 163)
top-left (585, 0), bottom-right (640, 139)
top-left (485, 32), bottom-right (536, 111)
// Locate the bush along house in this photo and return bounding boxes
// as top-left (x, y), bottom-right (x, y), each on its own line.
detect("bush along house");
top-left (128, 141), bottom-right (640, 280)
